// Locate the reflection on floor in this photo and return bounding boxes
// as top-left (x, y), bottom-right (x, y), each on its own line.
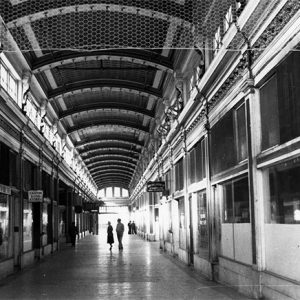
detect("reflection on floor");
top-left (0, 230), bottom-right (253, 299)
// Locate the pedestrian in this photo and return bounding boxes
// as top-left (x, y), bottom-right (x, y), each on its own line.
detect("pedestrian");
top-left (107, 221), bottom-right (114, 251)
top-left (116, 218), bottom-right (124, 250)
top-left (69, 221), bottom-right (79, 247)
top-left (128, 221), bottom-right (132, 234)
top-left (131, 221), bottom-right (137, 234)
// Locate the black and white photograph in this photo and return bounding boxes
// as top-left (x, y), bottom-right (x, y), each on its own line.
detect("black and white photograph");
top-left (0, 0), bottom-right (299, 299)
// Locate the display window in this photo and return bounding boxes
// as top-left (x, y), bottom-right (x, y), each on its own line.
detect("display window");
top-left (197, 191), bottom-right (208, 253)
top-left (42, 203), bottom-right (48, 246)
top-left (211, 102), bottom-right (248, 175)
top-left (223, 176), bottom-right (250, 223)
top-left (178, 197), bottom-right (186, 249)
top-left (0, 194), bottom-right (10, 261)
top-left (267, 162), bottom-right (300, 224)
top-left (260, 52), bottom-right (300, 150)
top-left (58, 206), bottom-right (66, 238)
top-left (23, 199), bottom-right (33, 252)
top-left (221, 176), bottom-right (252, 264)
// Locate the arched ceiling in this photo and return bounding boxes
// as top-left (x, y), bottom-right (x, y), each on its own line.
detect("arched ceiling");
top-left (0, 0), bottom-right (199, 191)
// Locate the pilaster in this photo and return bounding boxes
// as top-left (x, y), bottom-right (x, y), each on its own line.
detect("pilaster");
top-left (245, 83), bottom-right (266, 275)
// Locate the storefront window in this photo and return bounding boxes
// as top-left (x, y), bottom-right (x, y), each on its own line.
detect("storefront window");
top-left (178, 197), bottom-right (185, 249)
top-left (235, 104), bottom-right (248, 161)
top-left (0, 194), bottom-right (10, 261)
top-left (188, 139), bottom-right (206, 184)
top-left (59, 206), bottom-right (66, 238)
top-left (260, 52), bottom-right (300, 150)
top-left (42, 203), bottom-right (48, 246)
top-left (175, 159), bottom-right (184, 191)
top-left (211, 102), bottom-right (248, 175)
top-left (267, 163), bottom-right (300, 224)
top-left (23, 199), bottom-right (33, 252)
top-left (197, 191), bottom-right (208, 251)
top-left (223, 176), bottom-right (250, 223)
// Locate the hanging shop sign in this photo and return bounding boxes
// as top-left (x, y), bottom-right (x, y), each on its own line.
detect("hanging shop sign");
top-left (0, 184), bottom-right (11, 195)
top-left (147, 181), bottom-right (165, 192)
top-left (28, 190), bottom-right (43, 203)
top-left (83, 202), bottom-right (100, 212)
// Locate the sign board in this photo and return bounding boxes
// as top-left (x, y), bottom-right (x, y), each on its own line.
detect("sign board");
top-left (0, 194), bottom-right (8, 203)
top-left (0, 184), bottom-right (11, 195)
top-left (83, 202), bottom-right (100, 212)
top-left (28, 190), bottom-right (43, 203)
top-left (147, 181), bottom-right (165, 192)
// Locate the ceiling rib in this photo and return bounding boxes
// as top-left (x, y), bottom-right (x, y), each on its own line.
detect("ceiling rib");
top-left (67, 120), bottom-right (149, 135)
top-left (32, 50), bottom-right (173, 73)
top-left (48, 79), bottom-right (162, 100)
top-left (85, 154), bottom-right (138, 164)
top-left (93, 170), bottom-right (134, 179)
top-left (75, 137), bottom-right (144, 149)
top-left (95, 176), bottom-right (131, 183)
top-left (96, 178), bottom-right (131, 184)
top-left (79, 143), bottom-right (141, 153)
top-left (6, 3), bottom-right (191, 29)
top-left (87, 159), bottom-right (137, 169)
top-left (59, 102), bottom-right (155, 120)
top-left (96, 181), bottom-right (129, 189)
top-left (80, 146), bottom-right (141, 156)
top-left (90, 165), bottom-right (135, 174)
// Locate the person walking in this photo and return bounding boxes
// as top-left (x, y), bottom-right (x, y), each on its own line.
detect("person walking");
top-left (128, 221), bottom-right (132, 234)
top-left (107, 221), bottom-right (114, 251)
top-left (131, 221), bottom-right (137, 234)
top-left (116, 218), bottom-right (124, 250)
top-left (69, 221), bottom-right (79, 247)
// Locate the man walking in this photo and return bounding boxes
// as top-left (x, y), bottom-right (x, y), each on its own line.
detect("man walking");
top-left (116, 218), bottom-right (124, 250)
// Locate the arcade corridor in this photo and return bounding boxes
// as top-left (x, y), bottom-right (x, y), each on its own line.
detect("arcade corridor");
top-left (1, 1), bottom-right (300, 299)
top-left (0, 233), bottom-right (251, 300)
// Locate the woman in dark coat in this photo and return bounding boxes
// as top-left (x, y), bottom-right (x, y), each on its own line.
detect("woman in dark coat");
top-left (107, 221), bottom-right (114, 250)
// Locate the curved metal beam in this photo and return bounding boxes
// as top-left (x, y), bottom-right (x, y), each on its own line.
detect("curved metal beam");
top-left (48, 79), bottom-right (161, 100)
top-left (32, 50), bottom-right (173, 73)
top-left (97, 183), bottom-right (128, 189)
top-left (96, 181), bottom-right (129, 189)
top-left (84, 154), bottom-right (138, 164)
top-left (59, 102), bottom-right (154, 120)
top-left (68, 119), bottom-right (149, 135)
top-left (93, 171), bottom-right (132, 177)
top-left (96, 179), bottom-right (130, 185)
top-left (87, 159), bottom-right (136, 169)
top-left (6, 3), bottom-right (191, 29)
top-left (89, 164), bottom-right (135, 173)
top-left (95, 176), bottom-right (131, 183)
top-left (79, 144), bottom-right (141, 154)
top-left (96, 179), bottom-right (130, 186)
top-left (81, 147), bottom-right (141, 159)
top-left (92, 169), bottom-right (133, 180)
top-left (92, 167), bottom-right (134, 175)
top-left (75, 137), bottom-right (144, 149)
top-left (91, 169), bottom-right (134, 178)
top-left (83, 152), bottom-right (139, 163)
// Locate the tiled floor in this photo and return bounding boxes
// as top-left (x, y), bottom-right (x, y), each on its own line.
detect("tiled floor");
top-left (0, 232), bottom-right (253, 299)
